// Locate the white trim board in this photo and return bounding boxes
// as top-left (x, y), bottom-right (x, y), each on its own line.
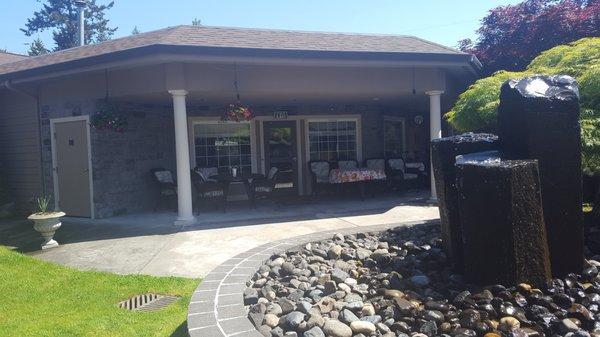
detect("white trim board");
top-left (49, 115), bottom-right (95, 219)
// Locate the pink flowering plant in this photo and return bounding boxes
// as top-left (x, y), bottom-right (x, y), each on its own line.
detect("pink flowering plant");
top-left (222, 103), bottom-right (254, 122)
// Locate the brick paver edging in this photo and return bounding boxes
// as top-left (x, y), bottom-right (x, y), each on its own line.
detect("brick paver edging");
top-left (186, 219), bottom-right (437, 337)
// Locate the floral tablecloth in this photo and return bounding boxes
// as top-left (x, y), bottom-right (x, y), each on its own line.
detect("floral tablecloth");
top-left (329, 168), bottom-right (387, 184)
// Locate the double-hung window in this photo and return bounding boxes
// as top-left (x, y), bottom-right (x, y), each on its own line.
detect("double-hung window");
top-left (193, 123), bottom-right (252, 174)
top-left (308, 120), bottom-right (357, 161)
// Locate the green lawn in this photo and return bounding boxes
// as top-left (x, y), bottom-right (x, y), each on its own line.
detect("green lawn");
top-left (0, 246), bottom-right (199, 337)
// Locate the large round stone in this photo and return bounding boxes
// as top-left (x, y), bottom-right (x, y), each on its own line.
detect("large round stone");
top-left (303, 326), bottom-right (325, 337)
top-left (350, 320), bottom-right (376, 334)
top-left (322, 319), bottom-right (352, 337)
top-left (285, 311), bottom-right (305, 330)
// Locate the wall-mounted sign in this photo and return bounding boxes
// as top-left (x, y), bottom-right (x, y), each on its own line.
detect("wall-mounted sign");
top-left (273, 111), bottom-right (289, 120)
top-left (414, 115), bottom-right (424, 125)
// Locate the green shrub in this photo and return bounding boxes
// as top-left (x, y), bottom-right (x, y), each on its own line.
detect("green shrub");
top-left (446, 37), bottom-right (600, 174)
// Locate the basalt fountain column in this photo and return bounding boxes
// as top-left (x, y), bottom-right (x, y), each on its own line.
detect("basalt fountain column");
top-left (431, 133), bottom-right (499, 271)
top-left (456, 152), bottom-right (552, 286)
top-left (498, 75), bottom-right (583, 277)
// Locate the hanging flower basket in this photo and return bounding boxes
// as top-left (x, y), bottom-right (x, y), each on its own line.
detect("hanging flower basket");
top-left (221, 103), bottom-right (254, 122)
top-left (90, 102), bottom-right (128, 132)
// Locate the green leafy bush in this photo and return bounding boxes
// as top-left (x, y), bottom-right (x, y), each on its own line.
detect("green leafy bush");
top-left (446, 38), bottom-right (600, 174)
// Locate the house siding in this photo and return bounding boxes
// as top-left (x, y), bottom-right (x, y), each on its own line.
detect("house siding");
top-left (0, 90), bottom-right (42, 212)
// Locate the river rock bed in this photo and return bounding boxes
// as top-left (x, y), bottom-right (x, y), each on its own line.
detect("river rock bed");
top-left (244, 224), bottom-right (600, 337)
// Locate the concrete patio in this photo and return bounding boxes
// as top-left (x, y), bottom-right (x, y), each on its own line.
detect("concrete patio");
top-left (1, 191), bottom-right (439, 278)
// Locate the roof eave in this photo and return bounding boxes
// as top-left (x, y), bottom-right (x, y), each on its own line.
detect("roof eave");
top-left (0, 44), bottom-right (480, 84)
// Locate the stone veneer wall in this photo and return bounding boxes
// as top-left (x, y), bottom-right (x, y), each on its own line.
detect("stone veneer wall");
top-left (40, 100), bottom-right (175, 218)
top-left (91, 103), bottom-right (175, 218)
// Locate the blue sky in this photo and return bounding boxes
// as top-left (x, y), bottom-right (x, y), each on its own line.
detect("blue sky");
top-left (1, 0), bottom-right (521, 54)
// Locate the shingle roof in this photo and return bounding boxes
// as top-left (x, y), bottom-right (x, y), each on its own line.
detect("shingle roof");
top-left (0, 25), bottom-right (468, 78)
top-left (0, 51), bottom-right (27, 65)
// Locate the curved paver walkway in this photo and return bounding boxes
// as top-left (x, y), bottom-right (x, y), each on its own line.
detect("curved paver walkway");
top-left (187, 219), bottom-right (438, 337)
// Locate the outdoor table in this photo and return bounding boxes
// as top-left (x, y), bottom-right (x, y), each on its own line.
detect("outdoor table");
top-left (329, 168), bottom-right (386, 199)
top-left (211, 173), bottom-right (265, 204)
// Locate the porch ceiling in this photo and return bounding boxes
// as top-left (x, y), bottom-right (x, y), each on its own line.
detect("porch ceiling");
top-left (107, 61), bottom-right (454, 106)
top-left (112, 87), bottom-right (432, 106)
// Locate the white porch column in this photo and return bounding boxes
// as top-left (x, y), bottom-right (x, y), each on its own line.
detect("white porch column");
top-left (169, 90), bottom-right (195, 225)
top-left (426, 90), bottom-right (444, 202)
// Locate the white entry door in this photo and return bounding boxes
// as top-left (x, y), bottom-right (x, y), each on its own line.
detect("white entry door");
top-left (51, 117), bottom-right (92, 217)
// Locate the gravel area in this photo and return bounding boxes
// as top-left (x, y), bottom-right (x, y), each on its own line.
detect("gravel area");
top-left (244, 223), bottom-right (600, 337)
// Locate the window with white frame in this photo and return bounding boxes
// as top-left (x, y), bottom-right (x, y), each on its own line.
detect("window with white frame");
top-left (384, 118), bottom-right (406, 158)
top-left (308, 120), bottom-right (357, 161)
top-left (193, 123), bottom-right (252, 174)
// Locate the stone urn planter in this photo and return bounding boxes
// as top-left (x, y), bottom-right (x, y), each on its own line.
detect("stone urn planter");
top-left (28, 211), bottom-right (66, 250)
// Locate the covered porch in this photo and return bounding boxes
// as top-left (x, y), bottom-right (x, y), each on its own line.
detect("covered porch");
top-left (81, 58), bottom-right (463, 223)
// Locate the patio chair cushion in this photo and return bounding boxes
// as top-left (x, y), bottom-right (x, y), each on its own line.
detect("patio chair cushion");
top-left (154, 170), bottom-right (174, 184)
top-left (338, 160), bottom-right (358, 170)
top-left (195, 167), bottom-right (219, 182)
top-left (267, 167), bottom-right (278, 180)
top-left (387, 159), bottom-right (406, 173)
top-left (310, 162), bottom-right (330, 183)
top-left (366, 159), bottom-right (385, 170)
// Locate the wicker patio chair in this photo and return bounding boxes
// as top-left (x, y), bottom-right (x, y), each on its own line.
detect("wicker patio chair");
top-left (386, 158), bottom-right (420, 190)
top-left (150, 167), bottom-right (177, 211)
top-left (249, 167), bottom-right (279, 208)
top-left (191, 168), bottom-right (228, 212)
top-left (308, 160), bottom-right (332, 196)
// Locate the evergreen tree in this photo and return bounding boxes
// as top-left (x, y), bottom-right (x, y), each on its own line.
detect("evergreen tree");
top-left (21, 0), bottom-right (117, 51)
top-left (131, 26), bottom-right (140, 35)
top-left (192, 18), bottom-right (202, 26)
top-left (27, 38), bottom-right (50, 56)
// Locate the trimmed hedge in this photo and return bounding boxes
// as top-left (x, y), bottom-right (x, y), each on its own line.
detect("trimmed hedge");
top-left (446, 38), bottom-right (600, 174)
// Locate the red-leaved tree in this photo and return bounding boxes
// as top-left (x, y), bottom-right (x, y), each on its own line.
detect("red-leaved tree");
top-left (460, 0), bottom-right (600, 75)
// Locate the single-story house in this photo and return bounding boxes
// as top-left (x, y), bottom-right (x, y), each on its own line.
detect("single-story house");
top-left (0, 25), bottom-right (480, 223)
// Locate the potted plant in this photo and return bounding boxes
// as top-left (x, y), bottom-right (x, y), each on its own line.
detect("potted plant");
top-left (27, 196), bottom-right (65, 250)
top-left (221, 103), bottom-right (254, 122)
top-left (90, 101), bottom-right (128, 132)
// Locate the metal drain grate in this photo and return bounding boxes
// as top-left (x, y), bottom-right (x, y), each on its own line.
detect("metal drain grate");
top-left (118, 294), bottom-right (180, 312)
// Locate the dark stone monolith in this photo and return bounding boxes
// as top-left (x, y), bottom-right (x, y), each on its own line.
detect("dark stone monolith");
top-left (456, 152), bottom-right (551, 286)
top-left (431, 133), bottom-right (499, 271)
top-left (498, 75), bottom-right (583, 277)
